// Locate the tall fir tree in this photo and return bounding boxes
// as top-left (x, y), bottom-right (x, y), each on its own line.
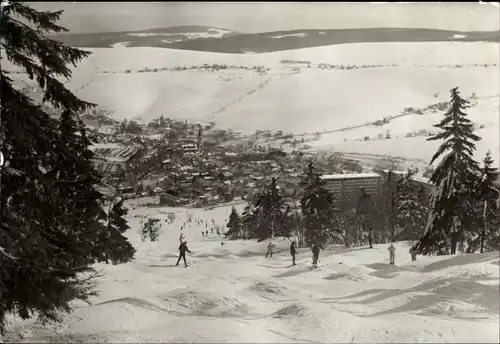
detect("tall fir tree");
top-left (241, 202), bottom-right (257, 239)
top-left (253, 178), bottom-right (288, 241)
top-left (415, 87), bottom-right (481, 255)
top-left (0, 1), bottom-right (134, 333)
top-left (300, 162), bottom-right (337, 246)
top-left (475, 151), bottom-right (500, 253)
top-left (299, 161), bottom-right (321, 187)
top-left (395, 169), bottom-right (429, 240)
top-left (225, 206), bottom-right (242, 240)
top-left (141, 218), bottom-right (161, 242)
top-left (101, 198), bottom-right (136, 264)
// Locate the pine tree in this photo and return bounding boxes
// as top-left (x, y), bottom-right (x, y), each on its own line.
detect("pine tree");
top-left (415, 87), bottom-right (481, 255)
top-left (395, 169), bottom-right (429, 240)
top-left (300, 163), bottom-right (337, 246)
top-left (475, 151), bottom-right (500, 253)
top-left (103, 198), bottom-right (136, 264)
top-left (241, 202), bottom-right (257, 239)
top-left (0, 2), bottom-right (134, 333)
top-left (141, 218), bottom-right (161, 242)
top-left (299, 161), bottom-right (321, 187)
top-left (253, 178), bottom-right (288, 241)
top-left (55, 109), bottom-right (114, 265)
top-left (225, 207), bottom-right (242, 240)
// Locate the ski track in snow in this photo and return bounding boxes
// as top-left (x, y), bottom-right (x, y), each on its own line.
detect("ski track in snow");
top-left (4, 202), bottom-right (499, 343)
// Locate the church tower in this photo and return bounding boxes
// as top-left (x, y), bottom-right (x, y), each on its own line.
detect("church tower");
top-left (197, 124), bottom-right (203, 152)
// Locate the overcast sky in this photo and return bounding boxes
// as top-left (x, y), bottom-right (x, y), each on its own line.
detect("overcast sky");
top-left (31, 2), bottom-right (500, 34)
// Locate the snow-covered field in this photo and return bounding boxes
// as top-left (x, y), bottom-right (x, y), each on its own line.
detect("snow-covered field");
top-left (5, 202), bottom-right (499, 343)
top-left (5, 41), bottom-right (499, 165)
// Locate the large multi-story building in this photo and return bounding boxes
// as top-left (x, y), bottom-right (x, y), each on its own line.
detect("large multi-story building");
top-left (320, 170), bottom-right (434, 208)
top-left (320, 173), bottom-right (383, 207)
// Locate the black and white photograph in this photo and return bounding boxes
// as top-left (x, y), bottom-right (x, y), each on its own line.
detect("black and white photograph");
top-left (1, 1), bottom-right (499, 342)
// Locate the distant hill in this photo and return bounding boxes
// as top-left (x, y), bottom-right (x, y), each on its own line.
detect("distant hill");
top-left (50, 27), bottom-right (500, 53)
top-left (49, 25), bottom-right (242, 49)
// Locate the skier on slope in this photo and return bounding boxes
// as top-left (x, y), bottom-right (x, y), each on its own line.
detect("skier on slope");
top-left (290, 241), bottom-right (297, 266)
top-left (409, 246), bottom-right (417, 262)
top-left (388, 242), bottom-right (396, 265)
top-left (176, 241), bottom-right (192, 267)
top-left (179, 232), bottom-right (185, 243)
top-left (312, 243), bottom-right (320, 268)
top-left (265, 241), bottom-right (276, 258)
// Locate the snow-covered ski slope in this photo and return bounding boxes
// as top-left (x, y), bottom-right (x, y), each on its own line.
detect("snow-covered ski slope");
top-left (6, 200), bottom-right (499, 343)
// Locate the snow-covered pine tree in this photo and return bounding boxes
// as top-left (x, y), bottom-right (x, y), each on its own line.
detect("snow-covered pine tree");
top-left (300, 163), bottom-right (337, 246)
top-left (415, 87), bottom-right (481, 255)
top-left (241, 202), bottom-right (257, 239)
top-left (104, 198), bottom-right (136, 264)
top-left (0, 1), bottom-right (134, 334)
top-left (475, 151), bottom-right (500, 253)
top-left (299, 161), bottom-right (321, 187)
top-left (268, 178), bottom-right (292, 238)
top-left (141, 218), bottom-right (161, 242)
top-left (395, 169), bottom-right (429, 240)
top-left (253, 178), bottom-right (288, 241)
top-left (253, 185), bottom-right (274, 241)
top-left (225, 206), bottom-right (242, 240)
top-left (56, 109), bottom-right (115, 264)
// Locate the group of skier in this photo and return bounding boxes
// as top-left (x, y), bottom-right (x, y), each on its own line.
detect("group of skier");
top-left (266, 240), bottom-right (322, 268)
top-left (368, 228), bottom-right (417, 264)
top-left (173, 212), bottom-right (418, 268)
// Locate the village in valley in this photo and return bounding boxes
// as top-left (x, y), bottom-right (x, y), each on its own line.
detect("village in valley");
top-left (81, 107), bottom-right (445, 248)
top-left (85, 110), bottom-right (380, 208)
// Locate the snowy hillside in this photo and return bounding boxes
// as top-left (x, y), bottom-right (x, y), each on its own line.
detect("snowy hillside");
top-left (5, 41), bottom-right (498, 165)
top-left (5, 202), bottom-right (499, 343)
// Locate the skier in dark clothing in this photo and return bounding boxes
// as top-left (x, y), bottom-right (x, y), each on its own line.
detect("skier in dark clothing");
top-left (176, 241), bottom-right (192, 267)
top-left (290, 241), bottom-right (297, 266)
top-left (368, 228), bottom-right (373, 249)
top-left (265, 242), bottom-right (275, 258)
top-left (312, 243), bottom-right (320, 268)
